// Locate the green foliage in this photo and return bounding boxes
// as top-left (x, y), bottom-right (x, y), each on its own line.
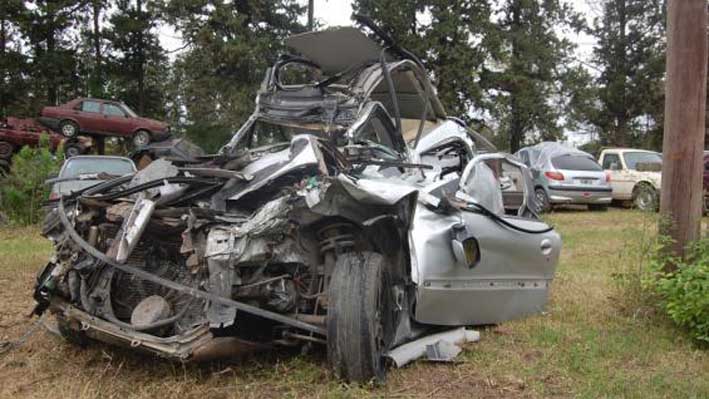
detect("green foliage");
top-left (646, 239), bottom-right (709, 344)
top-left (0, 134), bottom-right (63, 225)
top-left (353, 0), bottom-right (494, 120)
top-left (163, 0), bottom-right (307, 149)
top-left (106, 0), bottom-right (168, 118)
top-left (585, 0), bottom-right (666, 149)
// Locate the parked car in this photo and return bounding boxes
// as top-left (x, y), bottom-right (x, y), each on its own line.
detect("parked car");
top-left (0, 117), bottom-right (91, 160)
top-left (598, 148), bottom-right (662, 211)
top-left (33, 23), bottom-right (561, 383)
top-left (516, 142), bottom-right (612, 212)
top-left (129, 137), bottom-right (207, 169)
top-left (47, 155), bottom-right (136, 200)
top-left (39, 98), bottom-right (170, 147)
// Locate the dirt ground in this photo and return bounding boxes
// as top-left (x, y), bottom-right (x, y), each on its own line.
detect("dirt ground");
top-left (0, 209), bottom-right (707, 398)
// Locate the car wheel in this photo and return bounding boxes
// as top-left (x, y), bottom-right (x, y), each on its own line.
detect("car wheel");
top-left (133, 130), bottom-right (151, 147)
top-left (588, 204), bottom-right (608, 211)
top-left (535, 188), bottom-right (551, 213)
top-left (327, 251), bottom-right (395, 383)
top-left (60, 120), bottom-right (79, 138)
top-left (0, 141), bottom-right (13, 159)
top-left (64, 144), bottom-right (82, 158)
top-left (632, 183), bottom-right (658, 211)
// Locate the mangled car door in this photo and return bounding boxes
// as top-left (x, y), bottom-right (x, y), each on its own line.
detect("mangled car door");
top-left (411, 154), bottom-right (561, 326)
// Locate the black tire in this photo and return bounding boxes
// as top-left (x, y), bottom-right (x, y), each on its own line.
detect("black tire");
top-left (327, 252), bottom-right (395, 383)
top-left (632, 183), bottom-right (658, 211)
top-left (133, 130), bottom-right (151, 147)
top-left (59, 120), bottom-right (79, 138)
top-left (588, 204), bottom-right (608, 211)
top-left (0, 141), bottom-right (13, 159)
top-left (535, 187), bottom-right (551, 213)
top-left (64, 144), bottom-right (82, 158)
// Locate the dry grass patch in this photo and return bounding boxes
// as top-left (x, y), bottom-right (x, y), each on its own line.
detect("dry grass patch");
top-left (0, 209), bottom-right (707, 398)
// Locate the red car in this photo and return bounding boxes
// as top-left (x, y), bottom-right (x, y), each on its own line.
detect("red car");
top-left (39, 98), bottom-right (169, 147)
top-left (0, 117), bottom-right (91, 160)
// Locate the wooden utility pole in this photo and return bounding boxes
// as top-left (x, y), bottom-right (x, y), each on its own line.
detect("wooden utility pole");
top-left (660, 0), bottom-right (707, 262)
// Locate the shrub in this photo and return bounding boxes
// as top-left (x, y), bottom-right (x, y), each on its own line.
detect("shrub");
top-left (0, 134), bottom-right (63, 225)
top-left (647, 239), bottom-right (709, 344)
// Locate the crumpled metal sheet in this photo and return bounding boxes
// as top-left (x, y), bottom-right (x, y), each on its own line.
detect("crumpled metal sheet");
top-left (336, 174), bottom-right (419, 206)
top-left (205, 196), bottom-right (292, 262)
top-left (116, 196), bottom-right (156, 263)
top-left (459, 162), bottom-right (504, 215)
top-left (129, 158), bottom-right (179, 198)
top-left (425, 339), bottom-right (462, 362)
top-left (385, 327), bottom-right (480, 368)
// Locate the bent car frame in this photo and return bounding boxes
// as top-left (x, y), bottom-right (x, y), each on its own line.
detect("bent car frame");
top-left (33, 21), bottom-right (561, 382)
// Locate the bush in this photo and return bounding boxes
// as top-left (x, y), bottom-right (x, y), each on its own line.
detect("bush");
top-left (647, 239), bottom-right (709, 344)
top-left (0, 135), bottom-right (63, 225)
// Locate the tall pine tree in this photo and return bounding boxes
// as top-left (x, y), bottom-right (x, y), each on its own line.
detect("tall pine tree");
top-left (352, 0), bottom-right (494, 121)
top-left (587, 0), bottom-right (666, 149)
top-left (481, 0), bottom-right (588, 152)
top-left (163, 0), bottom-right (307, 151)
top-left (21, 0), bottom-right (83, 110)
top-left (106, 0), bottom-right (167, 118)
top-left (0, 0), bottom-right (28, 117)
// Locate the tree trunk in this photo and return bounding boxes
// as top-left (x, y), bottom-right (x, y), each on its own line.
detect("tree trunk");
top-left (92, 0), bottom-right (101, 97)
top-left (616, 0), bottom-right (628, 147)
top-left (136, 0), bottom-right (145, 114)
top-left (659, 0), bottom-right (707, 265)
top-left (47, 25), bottom-right (57, 105)
top-left (508, 0), bottom-right (523, 153)
top-left (1, 13), bottom-right (6, 117)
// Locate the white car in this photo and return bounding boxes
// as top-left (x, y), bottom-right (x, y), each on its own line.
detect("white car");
top-left (598, 148), bottom-right (662, 210)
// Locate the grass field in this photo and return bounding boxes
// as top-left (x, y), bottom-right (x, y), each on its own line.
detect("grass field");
top-left (0, 209), bottom-right (707, 398)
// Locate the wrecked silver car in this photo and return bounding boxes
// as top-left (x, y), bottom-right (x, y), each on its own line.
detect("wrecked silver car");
top-left (32, 23), bottom-right (561, 382)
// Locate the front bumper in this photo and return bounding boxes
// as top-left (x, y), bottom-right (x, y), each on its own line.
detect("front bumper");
top-left (547, 186), bottom-right (612, 205)
top-left (49, 298), bottom-right (268, 362)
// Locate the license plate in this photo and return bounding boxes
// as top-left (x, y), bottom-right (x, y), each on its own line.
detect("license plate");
top-left (578, 179), bottom-right (594, 185)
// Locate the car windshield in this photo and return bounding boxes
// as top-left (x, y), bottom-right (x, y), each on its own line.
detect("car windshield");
top-left (551, 154), bottom-right (602, 171)
top-left (623, 152), bottom-right (662, 170)
top-left (121, 104), bottom-right (138, 118)
top-left (61, 158), bottom-right (135, 178)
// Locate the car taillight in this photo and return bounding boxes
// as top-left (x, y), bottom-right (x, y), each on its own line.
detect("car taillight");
top-left (605, 171), bottom-right (611, 182)
top-left (544, 171), bottom-right (565, 181)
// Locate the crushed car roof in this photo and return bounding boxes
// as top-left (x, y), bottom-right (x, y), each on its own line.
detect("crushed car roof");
top-left (286, 27), bottom-right (384, 75)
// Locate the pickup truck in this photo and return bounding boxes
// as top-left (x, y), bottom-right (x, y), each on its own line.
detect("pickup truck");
top-left (598, 148), bottom-right (662, 211)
